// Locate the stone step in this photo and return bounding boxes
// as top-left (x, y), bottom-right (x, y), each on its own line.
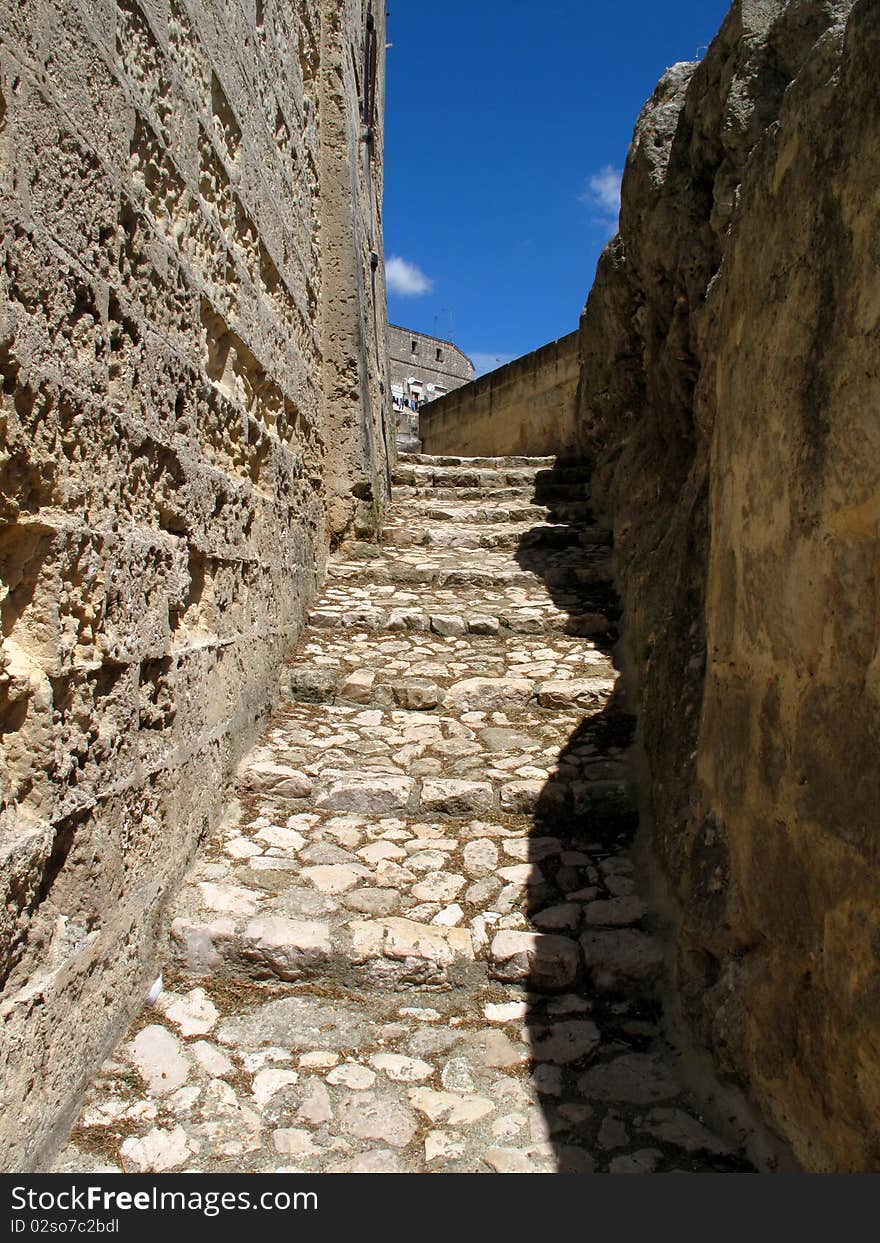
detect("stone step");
top-left (392, 465), bottom-right (554, 489)
top-left (283, 661), bottom-right (619, 714)
top-left (327, 547), bottom-right (614, 592)
top-left (392, 484), bottom-right (589, 503)
top-left (532, 480), bottom-right (592, 502)
top-left (65, 949), bottom-right (741, 1175)
top-left (397, 453), bottom-right (557, 469)
top-left (168, 787), bottom-right (638, 996)
top-left (68, 961), bottom-right (740, 1174)
top-left (283, 628), bottom-right (618, 709)
top-left (380, 522), bottom-right (611, 552)
top-left (308, 597), bottom-right (614, 639)
top-left (389, 499), bottom-right (598, 526)
top-left (395, 456), bottom-right (593, 490)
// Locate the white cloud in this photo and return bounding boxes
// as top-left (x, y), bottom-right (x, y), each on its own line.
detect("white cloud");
top-left (385, 255), bottom-right (433, 297)
top-left (579, 164), bottom-right (623, 225)
top-left (467, 351), bottom-right (517, 378)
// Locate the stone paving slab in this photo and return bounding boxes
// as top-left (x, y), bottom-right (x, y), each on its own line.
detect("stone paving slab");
top-left (55, 455), bottom-right (752, 1176)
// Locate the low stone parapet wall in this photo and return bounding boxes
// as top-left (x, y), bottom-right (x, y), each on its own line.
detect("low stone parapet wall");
top-left (420, 332), bottom-right (579, 457)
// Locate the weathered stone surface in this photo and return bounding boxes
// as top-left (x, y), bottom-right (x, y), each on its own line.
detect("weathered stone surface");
top-left (326, 1064), bottom-right (376, 1091)
top-left (161, 990), bottom-right (220, 1039)
top-left (129, 1028), bottom-right (190, 1098)
top-left (0, 0), bottom-right (390, 1169)
top-left (482, 1147), bottom-right (537, 1174)
top-left (216, 996), bottom-right (371, 1053)
top-left (608, 1149), bottom-right (663, 1175)
top-left (285, 668), bottom-right (338, 704)
top-left (252, 1070), bottom-right (299, 1108)
top-left (338, 1094), bottom-right (418, 1148)
top-left (462, 839), bottom-right (499, 878)
top-left (575, 0), bottom-right (878, 1169)
top-left (370, 1053), bottom-right (434, 1083)
top-left (339, 670), bottom-right (376, 704)
top-left (344, 888), bottom-right (401, 916)
top-left (530, 1020), bottom-right (601, 1065)
top-left (578, 1055), bottom-right (679, 1105)
top-left (272, 1128), bottom-right (321, 1158)
top-left (445, 677), bottom-right (532, 711)
top-left (316, 775), bottom-right (415, 814)
top-left (411, 871), bottom-right (466, 903)
top-left (240, 916), bottom-right (331, 980)
top-left (499, 780), bottom-right (546, 814)
top-left (392, 680), bottom-right (440, 710)
top-left (638, 1108), bottom-right (732, 1156)
top-left (583, 897), bottom-right (647, 928)
top-left (467, 615), bottom-right (501, 635)
top-left (244, 763), bottom-right (313, 800)
top-left (533, 903), bottom-right (581, 932)
top-left (301, 864), bottom-right (369, 895)
top-left (537, 677), bottom-right (614, 709)
top-left (420, 779), bottom-right (493, 816)
top-left (425, 1131), bottom-right (466, 1162)
top-left (351, 918), bottom-right (474, 970)
top-left (409, 1089), bottom-right (495, 1125)
top-left (297, 1081), bottom-right (333, 1127)
top-left (430, 614), bottom-right (467, 637)
top-left (170, 918), bottom-right (237, 974)
top-left (490, 931), bottom-right (579, 991)
top-left (120, 1126), bottom-right (192, 1174)
top-left (581, 930), bottom-right (664, 993)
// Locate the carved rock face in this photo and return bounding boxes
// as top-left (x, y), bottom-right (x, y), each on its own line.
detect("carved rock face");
top-left (578, 0), bottom-right (878, 1169)
top-left (0, 0), bottom-right (389, 1169)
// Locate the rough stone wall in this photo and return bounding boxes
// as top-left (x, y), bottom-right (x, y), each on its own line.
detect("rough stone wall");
top-left (320, 0), bottom-right (390, 541)
top-left (421, 331), bottom-right (579, 457)
top-left (0, 0), bottom-right (387, 1170)
top-left (576, 0), bottom-right (878, 1170)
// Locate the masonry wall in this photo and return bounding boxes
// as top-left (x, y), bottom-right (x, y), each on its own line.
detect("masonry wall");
top-left (420, 331), bottom-right (579, 458)
top-left (388, 323), bottom-right (474, 397)
top-left (0, 0), bottom-right (388, 1169)
top-left (576, 0), bottom-right (879, 1171)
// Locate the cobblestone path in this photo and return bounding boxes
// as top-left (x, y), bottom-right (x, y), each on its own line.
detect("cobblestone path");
top-left (56, 455), bottom-right (752, 1175)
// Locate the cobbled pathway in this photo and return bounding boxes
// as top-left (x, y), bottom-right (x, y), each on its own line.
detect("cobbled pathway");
top-left (56, 455), bottom-right (752, 1175)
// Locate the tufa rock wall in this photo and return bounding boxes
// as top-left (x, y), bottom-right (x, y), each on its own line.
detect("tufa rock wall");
top-left (577, 0), bottom-right (878, 1170)
top-left (420, 332), bottom-right (580, 458)
top-left (0, 0), bottom-right (388, 1169)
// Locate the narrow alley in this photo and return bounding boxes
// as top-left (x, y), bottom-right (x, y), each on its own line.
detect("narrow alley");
top-left (56, 455), bottom-right (751, 1175)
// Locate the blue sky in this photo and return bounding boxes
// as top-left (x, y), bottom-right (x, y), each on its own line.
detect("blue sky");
top-left (383, 0), bottom-right (731, 374)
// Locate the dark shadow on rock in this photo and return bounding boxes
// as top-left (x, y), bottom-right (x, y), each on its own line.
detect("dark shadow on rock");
top-left (511, 457), bottom-right (753, 1173)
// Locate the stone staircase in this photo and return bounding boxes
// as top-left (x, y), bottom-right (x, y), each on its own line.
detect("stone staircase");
top-left (55, 454), bottom-right (751, 1175)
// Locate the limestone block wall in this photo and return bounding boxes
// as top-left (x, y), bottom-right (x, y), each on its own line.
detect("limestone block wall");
top-left (576, 0), bottom-right (879, 1170)
top-left (420, 331), bottom-right (579, 458)
top-left (388, 324), bottom-right (475, 396)
top-left (0, 0), bottom-right (388, 1169)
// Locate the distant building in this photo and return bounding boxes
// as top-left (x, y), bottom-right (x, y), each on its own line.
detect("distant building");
top-left (388, 324), bottom-right (475, 449)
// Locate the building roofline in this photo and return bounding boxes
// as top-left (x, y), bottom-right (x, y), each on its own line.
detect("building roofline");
top-left (388, 323), bottom-right (474, 368)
